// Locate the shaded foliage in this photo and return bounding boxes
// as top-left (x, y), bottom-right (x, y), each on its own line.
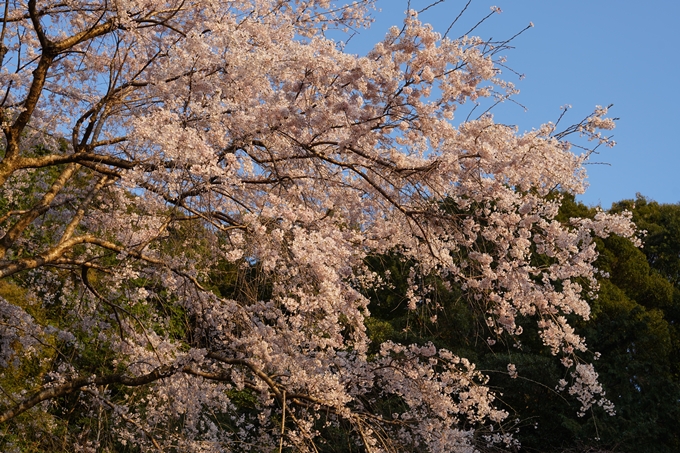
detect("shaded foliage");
top-left (363, 194), bottom-right (680, 453)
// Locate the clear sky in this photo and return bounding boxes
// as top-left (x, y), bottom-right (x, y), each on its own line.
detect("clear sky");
top-left (344, 0), bottom-right (680, 208)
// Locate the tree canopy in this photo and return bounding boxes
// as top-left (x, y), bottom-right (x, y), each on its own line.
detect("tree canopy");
top-left (0, 1), bottom-right (653, 452)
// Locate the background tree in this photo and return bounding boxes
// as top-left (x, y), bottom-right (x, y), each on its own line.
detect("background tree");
top-left (0, 0), bottom-right (637, 451)
top-left (362, 195), bottom-right (680, 453)
top-left (493, 196), bottom-right (680, 452)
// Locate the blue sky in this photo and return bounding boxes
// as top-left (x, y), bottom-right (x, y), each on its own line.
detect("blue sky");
top-left (344, 0), bottom-right (680, 208)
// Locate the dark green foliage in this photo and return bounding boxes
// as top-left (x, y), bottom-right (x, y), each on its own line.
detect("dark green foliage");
top-left (612, 195), bottom-right (680, 286)
top-left (362, 194), bottom-right (680, 453)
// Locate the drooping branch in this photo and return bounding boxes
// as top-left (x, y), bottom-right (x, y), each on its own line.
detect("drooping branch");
top-left (0, 364), bottom-right (179, 423)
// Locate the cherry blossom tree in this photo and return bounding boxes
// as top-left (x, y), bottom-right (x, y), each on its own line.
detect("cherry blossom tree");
top-left (0, 0), bottom-right (637, 451)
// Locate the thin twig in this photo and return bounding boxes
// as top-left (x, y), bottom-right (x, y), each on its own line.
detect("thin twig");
top-left (279, 389), bottom-right (286, 453)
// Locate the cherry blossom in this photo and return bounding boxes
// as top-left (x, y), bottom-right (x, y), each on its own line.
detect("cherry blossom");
top-left (0, 1), bottom-right (634, 450)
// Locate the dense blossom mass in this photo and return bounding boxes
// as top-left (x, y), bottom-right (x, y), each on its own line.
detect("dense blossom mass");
top-left (0, 0), bottom-right (636, 451)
